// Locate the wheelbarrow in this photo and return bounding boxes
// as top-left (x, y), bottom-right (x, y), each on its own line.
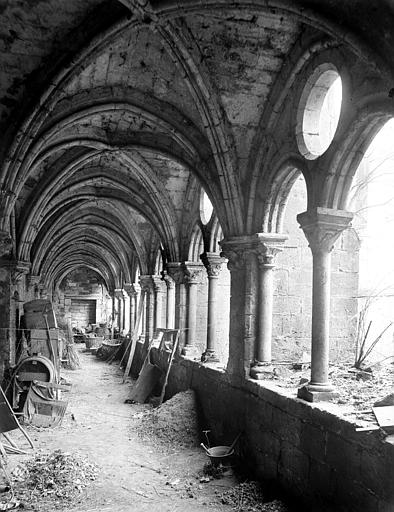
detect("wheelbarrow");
top-left (200, 432), bottom-right (241, 466)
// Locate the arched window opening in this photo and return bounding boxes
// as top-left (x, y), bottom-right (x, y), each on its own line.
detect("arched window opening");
top-left (348, 118), bottom-right (394, 365)
top-left (188, 225), bottom-right (204, 262)
top-left (154, 248), bottom-right (163, 275)
top-left (200, 189), bottom-right (214, 225)
top-left (209, 217), bottom-right (224, 253)
top-left (296, 65), bottom-right (342, 160)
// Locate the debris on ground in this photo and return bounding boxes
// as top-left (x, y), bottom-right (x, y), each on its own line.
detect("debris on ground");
top-left (220, 481), bottom-right (289, 511)
top-left (265, 360), bottom-right (394, 414)
top-left (135, 389), bottom-right (200, 448)
top-left (201, 461), bottom-right (228, 480)
top-left (0, 450), bottom-right (98, 510)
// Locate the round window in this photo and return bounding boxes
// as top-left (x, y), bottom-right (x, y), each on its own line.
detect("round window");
top-left (200, 189), bottom-right (213, 225)
top-left (296, 65), bottom-right (342, 160)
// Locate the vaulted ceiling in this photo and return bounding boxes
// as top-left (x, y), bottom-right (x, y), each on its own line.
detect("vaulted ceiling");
top-left (0, 0), bottom-right (392, 292)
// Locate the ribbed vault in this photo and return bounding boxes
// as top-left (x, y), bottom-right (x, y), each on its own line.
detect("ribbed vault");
top-left (0, 0), bottom-right (393, 290)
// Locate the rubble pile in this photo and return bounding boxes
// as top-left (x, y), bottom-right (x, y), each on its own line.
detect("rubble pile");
top-left (0, 450), bottom-right (98, 510)
top-left (268, 360), bottom-right (394, 411)
top-left (220, 481), bottom-right (289, 512)
top-left (135, 390), bottom-right (200, 448)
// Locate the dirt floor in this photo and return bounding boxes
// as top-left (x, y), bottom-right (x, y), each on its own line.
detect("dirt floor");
top-left (0, 347), bottom-right (294, 512)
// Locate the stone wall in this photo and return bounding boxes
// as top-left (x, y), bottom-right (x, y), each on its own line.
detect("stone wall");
top-left (145, 347), bottom-right (394, 512)
top-left (55, 268), bottom-right (111, 328)
top-left (273, 177), bottom-right (359, 363)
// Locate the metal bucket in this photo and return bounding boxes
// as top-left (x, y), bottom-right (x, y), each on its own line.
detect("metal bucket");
top-left (205, 445), bottom-right (234, 465)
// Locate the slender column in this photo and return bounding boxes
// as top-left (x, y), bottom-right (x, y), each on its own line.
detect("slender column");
top-left (114, 290), bottom-right (121, 331)
top-left (166, 263), bottom-right (187, 348)
top-left (200, 252), bottom-right (225, 363)
top-left (152, 276), bottom-right (166, 330)
top-left (297, 208), bottom-right (353, 402)
top-left (162, 271), bottom-right (175, 329)
top-left (114, 289), bottom-right (127, 332)
top-left (139, 276), bottom-right (154, 342)
top-left (183, 262), bottom-right (204, 358)
top-left (124, 283), bottom-right (137, 334)
top-left (133, 284), bottom-right (141, 334)
top-left (250, 234), bottom-right (287, 379)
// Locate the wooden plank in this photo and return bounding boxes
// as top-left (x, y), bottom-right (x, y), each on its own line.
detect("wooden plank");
top-left (17, 372), bottom-right (49, 382)
top-left (157, 331), bottom-right (179, 406)
top-left (0, 387), bottom-right (34, 449)
top-left (127, 362), bottom-right (161, 403)
top-left (373, 406), bottom-right (394, 431)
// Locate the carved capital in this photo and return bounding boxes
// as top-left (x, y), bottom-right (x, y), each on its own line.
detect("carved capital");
top-left (255, 233), bottom-right (288, 266)
top-left (124, 283), bottom-right (136, 297)
top-left (200, 252), bottom-right (225, 277)
top-left (12, 261), bottom-right (31, 284)
top-left (139, 275), bottom-right (154, 292)
top-left (297, 208), bottom-right (353, 254)
top-left (183, 262), bottom-right (204, 284)
top-left (27, 274), bottom-right (41, 288)
top-left (219, 236), bottom-right (256, 272)
top-left (114, 288), bottom-right (128, 300)
top-left (165, 262), bottom-right (185, 285)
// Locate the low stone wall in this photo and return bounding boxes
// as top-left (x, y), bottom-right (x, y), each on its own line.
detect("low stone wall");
top-left (143, 346), bottom-right (394, 512)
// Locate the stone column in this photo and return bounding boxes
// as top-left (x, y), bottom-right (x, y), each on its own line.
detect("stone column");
top-left (133, 283), bottom-right (141, 334)
top-left (124, 283), bottom-right (137, 334)
top-left (297, 208), bottom-right (353, 402)
top-left (162, 271), bottom-right (175, 329)
top-left (139, 276), bottom-right (154, 342)
top-left (250, 234), bottom-right (287, 379)
top-left (200, 252), bottom-right (225, 363)
top-left (220, 237), bottom-right (257, 379)
top-left (114, 289), bottom-right (127, 332)
top-left (166, 262), bottom-right (187, 347)
top-left (183, 262), bottom-right (204, 358)
top-left (110, 294), bottom-right (117, 337)
top-left (152, 276), bottom-right (166, 330)
top-left (0, 253), bottom-right (30, 380)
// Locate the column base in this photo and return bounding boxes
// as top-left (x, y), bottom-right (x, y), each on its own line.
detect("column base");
top-left (201, 349), bottom-right (220, 364)
top-left (250, 362), bottom-right (274, 380)
top-left (297, 383), bottom-right (339, 402)
top-left (181, 344), bottom-right (199, 359)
